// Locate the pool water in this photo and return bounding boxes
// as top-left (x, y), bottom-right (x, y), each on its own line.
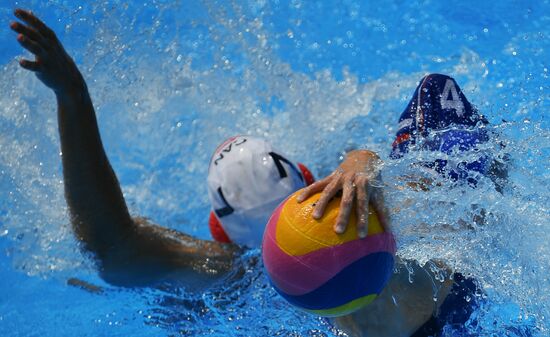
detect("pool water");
top-left (0, 0), bottom-right (548, 336)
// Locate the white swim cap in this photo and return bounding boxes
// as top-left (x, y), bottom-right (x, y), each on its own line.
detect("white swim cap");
top-left (207, 136), bottom-right (306, 247)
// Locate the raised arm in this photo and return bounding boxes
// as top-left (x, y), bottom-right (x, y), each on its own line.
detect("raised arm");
top-left (11, 9), bottom-right (238, 286)
top-left (11, 9), bottom-right (133, 255)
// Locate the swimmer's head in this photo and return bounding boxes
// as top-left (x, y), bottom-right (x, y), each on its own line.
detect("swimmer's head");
top-left (207, 136), bottom-right (306, 247)
top-left (390, 74), bottom-right (496, 185)
top-left (391, 73), bottom-right (489, 159)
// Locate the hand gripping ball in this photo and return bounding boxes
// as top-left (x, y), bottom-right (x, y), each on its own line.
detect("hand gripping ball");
top-left (262, 191), bottom-right (396, 317)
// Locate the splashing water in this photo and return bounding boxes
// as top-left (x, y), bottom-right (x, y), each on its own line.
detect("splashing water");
top-left (0, 0), bottom-right (548, 336)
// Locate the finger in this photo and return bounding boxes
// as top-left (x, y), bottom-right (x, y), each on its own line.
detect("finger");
top-left (313, 176), bottom-right (342, 219)
top-left (19, 59), bottom-right (41, 72)
top-left (334, 178), bottom-right (355, 234)
top-left (370, 187), bottom-right (390, 232)
top-left (10, 21), bottom-right (45, 47)
top-left (16, 34), bottom-right (43, 56)
top-left (297, 176), bottom-right (331, 203)
top-left (355, 175), bottom-right (369, 238)
top-left (14, 9), bottom-right (56, 40)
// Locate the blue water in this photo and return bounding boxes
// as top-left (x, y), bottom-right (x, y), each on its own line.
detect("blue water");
top-left (0, 0), bottom-right (548, 336)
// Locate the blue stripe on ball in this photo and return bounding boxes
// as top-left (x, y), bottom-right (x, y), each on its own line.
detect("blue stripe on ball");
top-left (271, 252), bottom-right (394, 311)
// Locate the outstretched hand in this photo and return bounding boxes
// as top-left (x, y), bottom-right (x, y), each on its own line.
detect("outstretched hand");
top-left (10, 9), bottom-right (84, 96)
top-left (297, 150), bottom-right (390, 238)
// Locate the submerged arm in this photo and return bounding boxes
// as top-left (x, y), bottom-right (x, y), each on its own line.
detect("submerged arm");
top-left (11, 9), bottom-right (238, 285)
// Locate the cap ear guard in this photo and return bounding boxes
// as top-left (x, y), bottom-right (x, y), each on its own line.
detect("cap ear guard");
top-left (298, 163), bottom-right (315, 186)
top-left (209, 211), bottom-right (231, 243)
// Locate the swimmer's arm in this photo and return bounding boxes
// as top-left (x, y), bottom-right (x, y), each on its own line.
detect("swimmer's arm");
top-left (334, 258), bottom-right (454, 337)
top-left (11, 9), bottom-right (239, 284)
top-left (101, 217), bottom-right (240, 285)
top-left (11, 9), bottom-right (134, 252)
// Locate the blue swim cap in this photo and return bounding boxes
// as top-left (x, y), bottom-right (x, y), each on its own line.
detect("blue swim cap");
top-left (390, 74), bottom-right (491, 183)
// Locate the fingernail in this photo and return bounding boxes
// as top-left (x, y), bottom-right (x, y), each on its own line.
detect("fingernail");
top-left (313, 210), bottom-right (321, 219)
top-left (14, 10), bottom-right (22, 18)
top-left (335, 224), bottom-right (345, 234)
top-left (359, 229), bottom-right (367, 238)
top-left (297, 194), bottom-right (304, 203)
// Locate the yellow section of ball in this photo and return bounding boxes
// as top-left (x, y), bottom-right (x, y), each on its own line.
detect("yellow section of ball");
top-left (276, 191), bottom-right (384, 257)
